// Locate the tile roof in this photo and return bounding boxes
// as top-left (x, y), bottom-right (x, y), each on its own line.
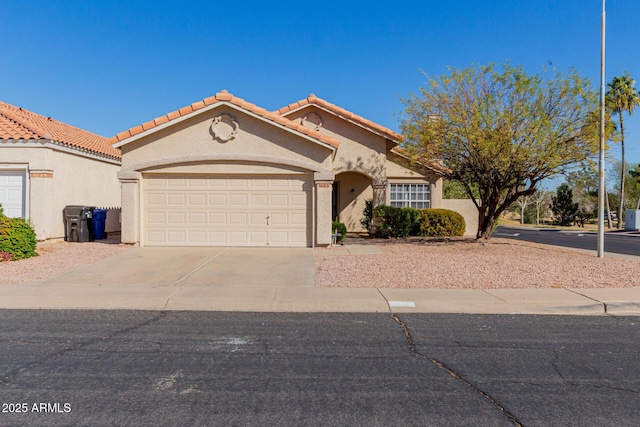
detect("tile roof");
top-left (109, 90), bottom-right (341, 149)
top-left (390, 146), bottom-right (450, 175)
top-left (276, 94), bottom-right (402, 143)
top-left (0, 101), bottom-right (120, 159)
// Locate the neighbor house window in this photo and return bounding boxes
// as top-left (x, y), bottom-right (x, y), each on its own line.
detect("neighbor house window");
top-left (390, 183), bottom-right (430, 209)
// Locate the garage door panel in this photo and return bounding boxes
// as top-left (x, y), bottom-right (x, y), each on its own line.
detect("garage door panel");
top-left (188, 193), bottom-right (207, 205)
top-left (209, 194), bottom-right (227, 205)
top-left (188, 230), bottom-right (207, 243)
top-left (147, 212), bottom-right (166, 224)
top-left (270, 194), bottom-right (289, 207)
top-left (250, 231), bottom-right (268, 244)
top-left (147, 193), bottom-right (166, 206)
top-left (144, 174), bottom-right (310, 247)
top-left (229, 231), bottom-right (248, 243)
top-left (209, 212), bottom-right (227, 224)
top-left (251, 194), bottom-right (268, 206)
top-left (229, 212), bottom-right (248, 224)
top-left (188, 212), bottom-right (207, 224)
top-left (249, 212), bottom-right (269, 225)
top-left (167, 193), bottom-right (186, 205)
top-left (0, 170), bottom-right (26, 219)
top-left (229, 194), bottom-right (248, 206)
top-left (291, 194), bottom-right (307, 207)
top-left (167, 230), bottom-right (187, 243)
top-left (270, 213), bottom-right (289, 225)
top-left (291, 213), bottom-right (307, 225)
top-left (167, 212), bottom-right (186, 224)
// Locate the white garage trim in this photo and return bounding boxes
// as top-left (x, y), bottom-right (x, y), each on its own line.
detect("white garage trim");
top-left (142, 174), bottom-right (312, 247)
top-left (0, 166), bottom-right (28, 219)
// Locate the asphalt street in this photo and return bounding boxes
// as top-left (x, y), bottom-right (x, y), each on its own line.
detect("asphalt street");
top-left (1, 310), bottom-right (639, 426)
top-left (494, 225), bottom-right (640, 256)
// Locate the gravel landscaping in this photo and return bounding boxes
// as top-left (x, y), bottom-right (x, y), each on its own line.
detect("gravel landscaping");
top-left (1, 235), bottom-right (639, 289)
top-left (0, 235), bottom-right (133, 285)
top-left (315, 238), bottom-right (640, 289)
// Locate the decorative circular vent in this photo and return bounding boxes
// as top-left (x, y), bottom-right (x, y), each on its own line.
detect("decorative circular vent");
top-left (301, 112), bottom-right (323, 131)
top-left (210, 114), bottom-right (239, 142)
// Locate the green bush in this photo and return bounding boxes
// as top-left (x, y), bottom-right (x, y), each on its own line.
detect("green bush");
top-left (372, 205), bottom-right (421, 238)
top-left (360, 199), bottom-right (373, 232)
top-left (332, 221), bottom-right (347, 243)
top-left (418, 209), bottom-right (466, 237)
top-left (0, 216), bottom-right (38, 261)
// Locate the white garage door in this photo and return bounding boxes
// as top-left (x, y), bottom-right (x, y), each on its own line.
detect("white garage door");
top-left (143, 175), bottom-right (311, 247)
top-left (0, 171), bottom-right (26, 218)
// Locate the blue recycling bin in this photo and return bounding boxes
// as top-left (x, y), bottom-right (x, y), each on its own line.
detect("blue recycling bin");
top-left (92, 209), bottom-right (107, 240)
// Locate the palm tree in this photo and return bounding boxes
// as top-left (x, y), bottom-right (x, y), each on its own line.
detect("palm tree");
top-left (606, 73), bottom-right (640, 228)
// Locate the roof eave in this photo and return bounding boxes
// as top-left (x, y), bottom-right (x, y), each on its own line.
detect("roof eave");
top-left (279, 103), bottom-right (402, 145)
top-left (112, 101), bottom-right (337, 152)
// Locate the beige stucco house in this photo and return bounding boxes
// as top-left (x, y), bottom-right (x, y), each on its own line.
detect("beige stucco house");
top-left (0, 101), bottom-right (121, 240)
top-left (111, 90), bottom-right (448, 247)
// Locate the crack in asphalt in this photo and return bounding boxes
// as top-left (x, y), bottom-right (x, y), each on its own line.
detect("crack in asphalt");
top-left (0, 311), bottom-right (167, 385)
top-left (389, 312), bottom-right (524, 427)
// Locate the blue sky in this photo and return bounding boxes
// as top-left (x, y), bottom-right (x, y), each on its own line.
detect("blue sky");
top-left (2, 0), bottom-right (639, 185)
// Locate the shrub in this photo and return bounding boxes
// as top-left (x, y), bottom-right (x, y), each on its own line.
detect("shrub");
top-left (418, 209), bottom-right (466, 237)
top-left (360, 199), bottom-right (373, 232)
top-left (332, 221), bottom-right (347, 243)
top-left (0, 216), bottom-right (38, 261)
top-left (372, 205), bottom-right (421, 238)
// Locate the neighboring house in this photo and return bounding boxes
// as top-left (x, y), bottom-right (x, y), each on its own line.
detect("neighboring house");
top-left (110, 90), bottom-right (451, 247)
top-left (0, 101), bottom-right (121, 240)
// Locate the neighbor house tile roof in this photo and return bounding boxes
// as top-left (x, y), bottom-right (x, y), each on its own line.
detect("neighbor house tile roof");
top-left (0, 101), bottom-right (120, 159)
top-left (276, 94), bottom-right (403, 143)
top-left (109, 90), bottom-right (341, 149)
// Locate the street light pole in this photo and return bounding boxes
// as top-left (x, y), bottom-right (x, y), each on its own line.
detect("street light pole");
top-left (598, 0), bottom-right (606, 258)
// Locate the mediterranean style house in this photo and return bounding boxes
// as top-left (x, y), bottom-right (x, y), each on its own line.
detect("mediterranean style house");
top-left (0, 101), bottom-right (121, 240)
top-left (110, 90), bottom-right (455, 247)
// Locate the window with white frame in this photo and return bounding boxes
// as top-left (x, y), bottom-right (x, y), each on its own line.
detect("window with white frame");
top-left (389, 183), bottom-right (431, 209)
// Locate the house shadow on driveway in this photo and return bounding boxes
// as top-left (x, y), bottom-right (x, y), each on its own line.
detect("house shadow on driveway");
top-left (38, 247), bottom-right (314, 287)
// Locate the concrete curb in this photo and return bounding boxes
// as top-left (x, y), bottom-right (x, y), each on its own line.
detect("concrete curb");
top-left (2, 284), bottom-right (640, 315)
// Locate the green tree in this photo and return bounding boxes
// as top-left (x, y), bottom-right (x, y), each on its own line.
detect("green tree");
top-left (606, 73), bottom-right (640, 228)
top-left (401, 63), bottom-right (598, 239)
top-left (566, 166), bottom-right (598, 226)
top-left (551, 183), bottom-right (579, 226)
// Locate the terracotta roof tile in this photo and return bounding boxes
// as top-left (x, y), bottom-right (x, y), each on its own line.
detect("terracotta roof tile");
top-left (276, 94), bottom-right (402, 143)
top-left (110, 90), bottom-right (341, 149)
top-left (0, 101), bottom-right (120, 159)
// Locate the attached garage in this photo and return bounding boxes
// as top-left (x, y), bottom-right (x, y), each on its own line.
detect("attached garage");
top-left (142, 174), bottom-right (311, 247)
top-left (0, 170), bottom-right (26, 218)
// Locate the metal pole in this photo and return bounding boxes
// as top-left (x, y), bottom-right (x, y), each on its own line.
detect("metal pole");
top-left (598, 0), bottom-right (606, 258)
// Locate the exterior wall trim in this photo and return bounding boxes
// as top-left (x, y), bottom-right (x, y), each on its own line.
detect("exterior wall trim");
top-left (113, 101), bottom-right (337, 152)
top-left (1, 139), bottom-right (121, 165)
top-left (125, 154), bottom-right (331, 176)
top-left (281, 104), bottom-right (399, 143)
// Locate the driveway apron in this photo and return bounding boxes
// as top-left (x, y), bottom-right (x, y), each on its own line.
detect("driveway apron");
top-left (38, 247), bottom-right (314, 287)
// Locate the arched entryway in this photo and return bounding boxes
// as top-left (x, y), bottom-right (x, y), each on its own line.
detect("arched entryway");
top-left (332, 171), bottom-right (374, 233)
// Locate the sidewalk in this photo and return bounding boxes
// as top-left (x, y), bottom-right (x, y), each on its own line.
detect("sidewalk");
top-left (2, 236), bottom-right (639, 316)
top-left (2, 282), bottom-right (640, 315)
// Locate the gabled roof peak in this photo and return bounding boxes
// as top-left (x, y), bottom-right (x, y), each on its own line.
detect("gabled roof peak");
top-left (275, 94), bottom-right (402, 143)
top-left (110, 90), bottom-right (340, 149)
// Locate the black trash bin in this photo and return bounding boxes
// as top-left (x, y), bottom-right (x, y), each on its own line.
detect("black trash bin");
top-left (63, 206), bottom-right (95, 242)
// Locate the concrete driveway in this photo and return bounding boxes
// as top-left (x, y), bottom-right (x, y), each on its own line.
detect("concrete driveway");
top-left (38, 247), bottom-right (314, 287)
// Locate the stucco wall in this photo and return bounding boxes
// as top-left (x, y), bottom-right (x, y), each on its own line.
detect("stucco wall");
top-left (0, 143), bottom-right (121, 240)
top-left (118, 105), bottom-right (335, 247)
top-left (335, 172), bottom-right (373, 232)
top-left (285, 107), bottom-right (388, 180)
top-left (121, 106), bottom-right (332, 173)
top-left (440, 199), bottom-right (479, 237)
